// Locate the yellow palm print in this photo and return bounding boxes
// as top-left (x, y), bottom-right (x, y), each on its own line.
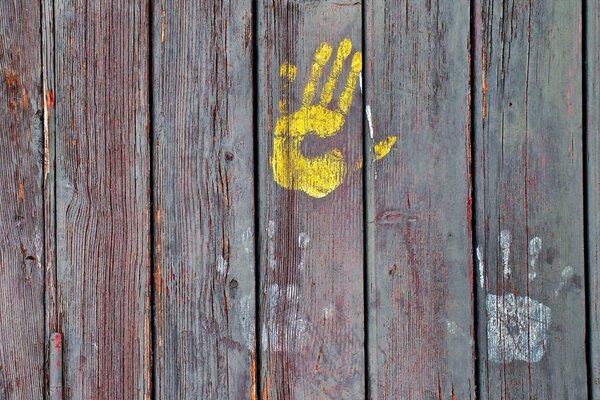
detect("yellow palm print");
top-left (270, 38), bottom-right (362, 198)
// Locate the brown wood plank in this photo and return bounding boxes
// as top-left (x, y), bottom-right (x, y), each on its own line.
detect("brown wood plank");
top-left (365, 0), bottom-right (475, 398)
top-left (257, 2), bottom-right (365, 398)
top-left (473, 0), bottom-right (587, 398)
top-left (586, 0), bottom-right (600, 395)
top-left (0, 1), bottom-right (45, 398)
top-left (151, 1), bottom-right (257, 398)
top-left (53, 1), bottom-right (152, 398)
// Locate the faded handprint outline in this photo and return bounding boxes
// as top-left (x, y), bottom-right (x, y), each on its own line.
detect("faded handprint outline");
top-left (478, 230), bottom-right (574, 363)
top-left (270, 38), bottom-right (362, 198)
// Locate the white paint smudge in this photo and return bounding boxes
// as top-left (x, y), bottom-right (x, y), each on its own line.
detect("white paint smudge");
top-left (358, 72), bottom-right (363, 93)
top-left (298, 232), bottom-right (309, 270)
top-left (242, 227), bottom-right (253, 254)
top-left (216, 255), bottom-right (227, 275)
top-left (263, 283), bottom-right (311, 353)
top-left (500, 230), bottom-right (512, 277)
top-left (528, 236), bottom-right (542, 281)
top-left (446, 320), bottom-right (474, 345)
top-left (366, 105), bottom-right (374, 139)
top-left (321, 304), bottom-right (333, 319)
top-left (486, 293), bottom-right (551, 363)
top-left (476, 246), bottom-right (485, 289)
top-left (555, 265), bottom-right (574, 297)
top-left (239, 295), bottom-right (255, 351)
top-left (267, 220), bottom-right (276, 270)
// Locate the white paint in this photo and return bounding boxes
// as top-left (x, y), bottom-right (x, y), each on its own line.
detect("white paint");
top-left (242, 227), bottom-right (253, 254)
top-left (216, 255), bottom-right (227, 275)
top-left (528, 236), bottom-right (542, 281)
top-left (298, 232), bottom-right (309, 270)
top-left (555, 265), bottom-right (574, 297)
top-left (486, 293), bottom-right (551, 363)
top-left (263, 283), bottom-right (311, 353)
top-left (321, 304), bottom-right (333, 319)
top-left (366, 105), bottom-right (374, 139)
top-left (239, 295), bottom-right (255, 351)
top-left (476, 246), bottom-right (485, 289)
top-left (500, 230), bottom-right (512, 277)
top-left (267, 220), bottom-right (276, 270)
top-left (446, 320), bottom-right (474, 345)
top-left (358, 72), bottom-right (363, 92)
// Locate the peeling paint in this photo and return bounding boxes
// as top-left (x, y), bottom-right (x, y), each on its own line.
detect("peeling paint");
top-left (500, 229), bottom-right (511, 277)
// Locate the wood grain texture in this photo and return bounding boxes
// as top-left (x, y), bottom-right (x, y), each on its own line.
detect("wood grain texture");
top-left (586, 0), bottom-right (600, 396)
top-left (151, 1), bottom-right (257, 399)
top-left (257, 1), bottom-right (364, 398)
top-left (0, 1), bottom-right (45, 398)
top-left (365, 1), bottom-right (475, 398)
top-left (53, 1), bottom-right (152, 398)
top-left (473, 0), bottom-right (587, 398)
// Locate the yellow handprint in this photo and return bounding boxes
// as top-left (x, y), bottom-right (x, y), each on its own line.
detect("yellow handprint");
top-left (270, 38), bottom-right (362, 198)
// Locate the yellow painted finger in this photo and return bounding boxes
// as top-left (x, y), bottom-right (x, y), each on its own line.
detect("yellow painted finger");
top-left (302, 43), bottom-right (333, 106)
top-left (319, 38), bottom-right (352, 107)
top-left (374, 135), bottom-right (398, 160)
top-left (338, 51), bottom-right (362, 114)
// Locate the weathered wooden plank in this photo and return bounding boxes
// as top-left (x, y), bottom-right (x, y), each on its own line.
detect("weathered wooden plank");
top-left (151, 1), bottom-right (256, 398)
top-left (53, 1), bottom-right (152, 398)
top-left (586, 0), bottom-right (600, 395)
top-left (473, 0), bottom-right (586, 398)
top-left (0, 1), bottom-right (45, 398)
top-left (257, 1), bottom-right (364, 398)
top-left (365, 0), bottom-right (475, 398)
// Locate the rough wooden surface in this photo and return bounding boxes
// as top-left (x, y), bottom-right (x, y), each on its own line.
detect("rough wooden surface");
top-left (151, 1), bottom-right (256, 398)
top-left (473, 0), bottom-right (587, 398)
top-left (53, 1), bottom-right (152, 398)
top-left (587, 0), bottom-right (600, 396)
top-left (365, 1), bottom-right (475, 398)
top-left (0, 1), bottom-right (45, 398)
top-left (257, 1), bottom-right (365, 398)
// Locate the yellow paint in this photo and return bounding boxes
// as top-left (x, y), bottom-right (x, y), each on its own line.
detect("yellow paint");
top-left (279, 62), bottom-right (297, 80)
top-left (270, 38), bottom-right (362, 198)
top-left (373, 135), bottom-right (398, 160)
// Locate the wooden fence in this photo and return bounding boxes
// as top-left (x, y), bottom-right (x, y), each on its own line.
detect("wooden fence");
top-left (0, 0), bottom-right (599, 399)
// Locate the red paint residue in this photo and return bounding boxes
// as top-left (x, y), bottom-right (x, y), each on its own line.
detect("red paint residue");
top-left (47, 89), bottom-right (55, 109)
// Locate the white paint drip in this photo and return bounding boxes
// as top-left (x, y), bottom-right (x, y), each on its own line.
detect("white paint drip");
top-left (366, 105), bottom-right (374, 139)
top-left (486, 293), bottom-right (551, 363)
top-left (500, 230), bottom-right (512, 277)
top-left (242, 227), bottom-right (253, 254)
top-left (555, 265), bottom-right (574, 297)
top-left (216, 255), bottom-right (227, 275)
top-left (476, 246), bottom-right (485, 289)
top-left (298, 232), bottom-right (309, 270)
top-left (239, 295), bottom-right (255, 351)
top-left (267, 220), bottom-right (276, 270)
top-left (528, 237), bottom-right (542, 281)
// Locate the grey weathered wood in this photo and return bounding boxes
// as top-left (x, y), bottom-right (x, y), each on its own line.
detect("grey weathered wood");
top-left (365, 1), bottom-right (475, 398)
top-left (473, 0), bottom-right (587, 398)
top-left (53, 1), bottom-right (152, 398)
top-left (587, 0), bottom-right (600, 396)
top-left (151, 1), bottom-right (257, 398)
top-left (0, 1), bottom-right (45, 398)
top-left (257, 1), bottom-right (364, 398)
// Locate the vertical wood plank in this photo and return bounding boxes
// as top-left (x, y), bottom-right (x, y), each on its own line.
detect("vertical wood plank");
top-left (257, 1), bottom-right (364, 398)
top-left (0, 1), bottom-right (45, 398)
top-left (152, 1), bottom-right (256, 398)
top-left (365, 1), bottom-right (475, 398)
top-left (473, 0), bottom-right (587, 398)
top-left (586, 0), bottom-right (600, 395)
top-left (54, 1), bottom-right (152, 398)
